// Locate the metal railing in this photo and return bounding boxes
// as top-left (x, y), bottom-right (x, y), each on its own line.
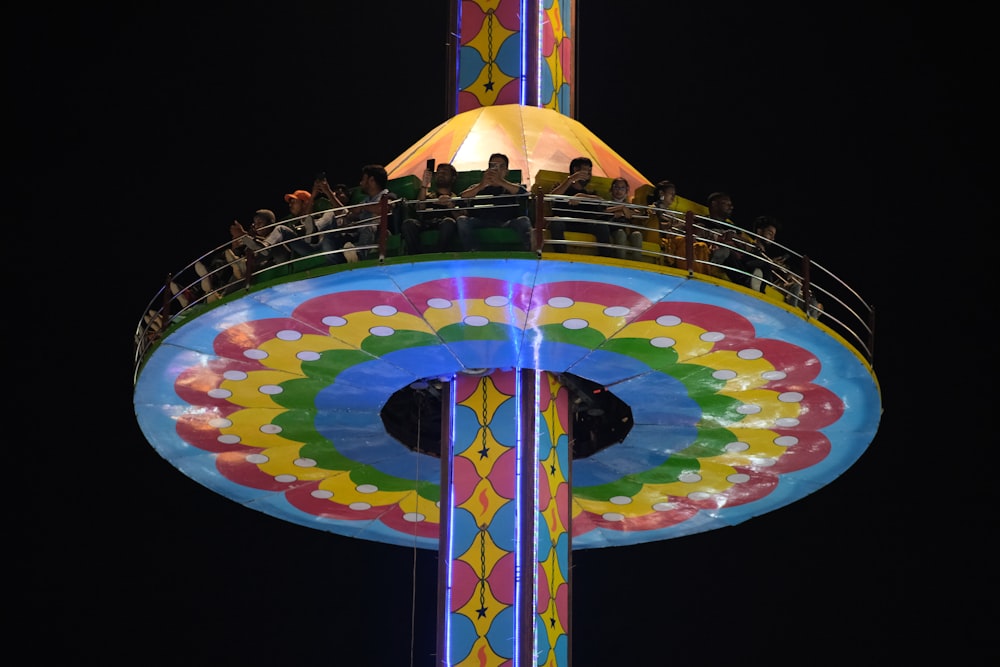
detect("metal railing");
top-left (133, 192), bottom-right (875, 380)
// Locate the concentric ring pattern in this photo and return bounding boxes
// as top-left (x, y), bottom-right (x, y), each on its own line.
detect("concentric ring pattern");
top-left (133, 258), bottom-right (881, 549)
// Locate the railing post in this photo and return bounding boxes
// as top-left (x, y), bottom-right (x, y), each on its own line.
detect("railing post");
top-left (161, 273), bottom-right (173, 314)
top-left (378, 193), bottom-right (390, 260)
top-left (534, 192), bottom-right (546, 254)
top-left (245, 249), bottom-right (257, 288)
top-left (868, 305), bottom-right (876, 368)
top-left (801, 255), bottom-right (812, 314)
top-left (684, 211), bottom-right (695, 274)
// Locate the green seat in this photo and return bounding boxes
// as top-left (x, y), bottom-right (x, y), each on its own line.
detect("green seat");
top-left (253, 263), bottom-right (291, 283)
top-left (383, 233), bottom-right (405, 257)
top-left (291, 255), bottom-right (331, 272)
top-left (417, 229), bottom-right (461, 253)
top-left (389, 175), bottom-right (421, 201)
top-left (474, 227), bottom-right (524, 250)
top-left (389, 175), bottom-right (421, 230)
top-left (402, 170), bottom-right (528, 254)
top-left (417, 226), bottom-right (524, 253)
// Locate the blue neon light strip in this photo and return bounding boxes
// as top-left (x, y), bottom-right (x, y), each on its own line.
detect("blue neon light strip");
top-left (513, 367), bottom-right (523, 666)
top-left (442, 379), bottom-right (456, 666)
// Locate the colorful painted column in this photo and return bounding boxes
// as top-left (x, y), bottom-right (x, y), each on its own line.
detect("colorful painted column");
top-left (449, 0), bottom-right (577, 116)
top-left (438, 369), bottom-right (572, 666)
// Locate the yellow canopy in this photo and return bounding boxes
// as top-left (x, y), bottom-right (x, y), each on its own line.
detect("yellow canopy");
top-left (387, 104), bottom-right (653, 194)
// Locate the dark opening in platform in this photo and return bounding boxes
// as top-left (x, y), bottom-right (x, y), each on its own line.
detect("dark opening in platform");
top-left (380, 373), bottom-right (634, 459)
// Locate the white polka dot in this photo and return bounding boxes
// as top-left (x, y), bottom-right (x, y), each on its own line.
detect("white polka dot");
top-left (403, 512), bottom-right (426, 523)
top-left (209, 418), bottom-right (232, 428)
top-left (548, 297), bottom-right (574, 308)
top-left (712, 369), bottom-right (737, 380)
top-left (322, 315), bottom-right (347, 327)
top-left (223, 370), bottom-right (248, 381)
top-left (652, 502), bottom-right (677, 511)
top-left (464, 316), bottom-right (489, 327)
top-left (778, 391), bottom-right (804, 403)
top-left (244, 349), bottom-right (268, 360)
top-left (727, 473), bottom-right (751, 483)
top-left (427, 298), bottom-right (452, 309)
top-left (601, 512), bottom-right (625, 521)
top-left (725, 441), bottom-right (750, 452)
top-left (774, 436), bottom-right (799, 447)
top-left (678, 472), bottom-right (702, 483)
top-left (609, 496), bottom-right (632, 505)
top-left (761, 370), bottom-right (786, 380)
top-left (738, 348), bottom-right (763, 360)
top-left (277, 329), bottom-right (302, 341)
top-left (369, 326), bottom-right (395, 336)
top-left (297, 351), bottom-right (321, 361)
top-left (736, 404), bottom-right (762, 414)
top-left (656, 315), bottom-right (682, 326)
top-left (294, 458), bottom-right (317, 467)
top-left (208, 388), bottom-right (232, 399)
top-left (311, 489), bottom-right (333, 499)
top-left (356, 484), bottom-right (379, 494)
top-left (218, 434), bottom-right (241, 444)
top-left (604, 306), bottom-right (630, 317)
top-left (775, 417), bottom-right (800, 427)
top-left (650, 337), bottom-right (676, 348)
top-left (562, 318), bottom-right (588, 330)
top-left (246, 453), bottom-right (268, 464)
top-left (260, 424), bottom-right (282, 434)
top-left (687, 491), bottom-right (713, 501)
top-left (372, 305), bottom-right (397, 317)
top-left (259, 384), bottom-right (283, 395)
top-left (350, 502), bottom-right (372, 510)
top-left (700, 331), bottom-right (725, 342)
top-left (485, 295), bottom-right (509, 307)
top-left (274, 474), bottom-right (297, 483)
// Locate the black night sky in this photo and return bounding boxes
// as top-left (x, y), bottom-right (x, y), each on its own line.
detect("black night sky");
top-left (11, 2), bottom-right (989, 665)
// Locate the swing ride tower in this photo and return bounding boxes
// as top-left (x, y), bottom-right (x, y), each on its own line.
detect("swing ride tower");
top-left (132, 3), bottom-right (881, 665)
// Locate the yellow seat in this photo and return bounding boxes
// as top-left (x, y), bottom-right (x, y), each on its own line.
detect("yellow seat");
top-left (564, 231), bottom-right (599, 255)
top-left (534, 169), bottom-right (614, 255)
top-left (540, 229), bottom-right (598, 254)
top-left (640, 241), bottom-right (663, 264)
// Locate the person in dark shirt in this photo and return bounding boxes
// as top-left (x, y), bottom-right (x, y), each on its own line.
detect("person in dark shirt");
top-left (456, 153), bottom-right (533, 251)
top-left (546, 156), bottom-right (611, 255)
top-left (320, 164), bottom-right (400, 262)
top-left (703, 191), bottom-right (743, 281)
top-left (741, 215), bottom-right (787, 291)
top-left (401, 162), bottom-right (460, 254)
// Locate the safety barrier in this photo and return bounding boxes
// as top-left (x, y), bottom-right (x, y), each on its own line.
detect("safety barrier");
top-left (133, 192), bottom-right (875, 379)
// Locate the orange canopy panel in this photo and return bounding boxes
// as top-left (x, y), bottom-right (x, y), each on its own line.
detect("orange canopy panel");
top-left (387, 104), bottom-right (653, 194)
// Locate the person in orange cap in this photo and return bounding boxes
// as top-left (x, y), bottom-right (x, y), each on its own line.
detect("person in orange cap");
top-left (283, 189), bottom-right (313, 218)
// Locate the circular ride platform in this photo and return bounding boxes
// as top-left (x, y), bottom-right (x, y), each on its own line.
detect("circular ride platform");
top-left (133, 254), bottom-right (881, 550)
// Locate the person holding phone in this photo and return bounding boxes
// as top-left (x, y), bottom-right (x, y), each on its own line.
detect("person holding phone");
top-left (604, 177), bottom-right (645, 260)
top-left (455, 153), bottom-right (533, 251)
top-left (546, 156), bottom-right (612, 256)
top-left (401, 161), bottom-right (461, 254)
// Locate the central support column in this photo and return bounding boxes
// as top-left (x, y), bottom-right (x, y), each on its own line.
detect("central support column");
top-left (448, 0), bottom-right (578, 116)
top-left (438, 369), bottom-right (572, 666)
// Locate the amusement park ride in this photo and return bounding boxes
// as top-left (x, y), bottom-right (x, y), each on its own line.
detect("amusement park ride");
top-left (132, 2), bottom-right (881, 665)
